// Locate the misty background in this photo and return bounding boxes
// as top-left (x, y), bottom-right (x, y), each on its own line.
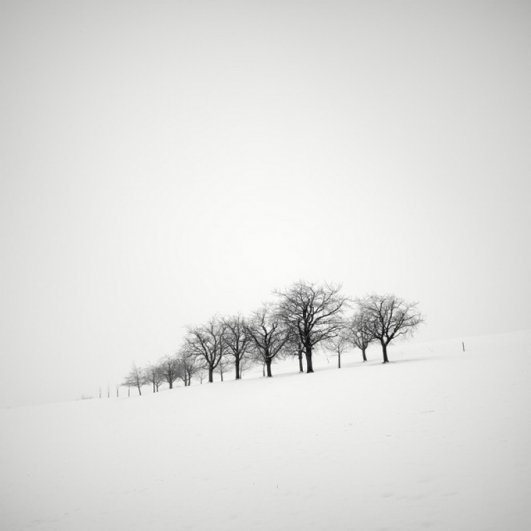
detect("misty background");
top-left (1, 0), bottom-right (529, 407)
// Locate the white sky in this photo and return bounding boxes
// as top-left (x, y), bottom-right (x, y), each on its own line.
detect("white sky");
top-left (1, 0), bottom-right (530, 407)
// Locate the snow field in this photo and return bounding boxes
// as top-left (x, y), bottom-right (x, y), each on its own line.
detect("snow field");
top-left (1, 331), bottom-right (530, 530)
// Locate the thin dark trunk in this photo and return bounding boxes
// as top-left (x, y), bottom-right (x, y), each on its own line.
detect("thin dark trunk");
top-left (208, 367), bottom-right (214, 383)
top-left (262, 363), bottom-right (265, 377)
top-left (169, 380), bottom-right (173, 390)
top-left (298, 348), bottom-right (304, 373)
top-left (235, 360), bottom-right (241, 380)
top-left (137, 384), bottom-right (142, 396)
top-left (382, 341), bottom-right (389, 363)
top-left (128, 387), bottom-right (130, 397)
top-left (220, 366), bottom-right (224, 382)
top-left (152, 381), bottom-right (155, 393)
top-left (266, 358), bottom-right (272, 377)
top-left (362, 347), bottom-right (367, 362)
top-left (338, 351), bottom-right (341, 369)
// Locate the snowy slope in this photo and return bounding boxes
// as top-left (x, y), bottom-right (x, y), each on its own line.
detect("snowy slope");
top-left (1, 331), bottom-right (530, 531)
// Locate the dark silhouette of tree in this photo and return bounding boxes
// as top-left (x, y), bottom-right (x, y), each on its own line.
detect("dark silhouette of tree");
top-left (223, 315), bottom-right (252, 380)
top-left (276, 281), bottom-right (347, 373)
top-left (185, 318), bottom-right (227, 383)
top-left (246, 305), bottom-right (292, 377)
top-left (175, 346), bottom-right (200, 387)
top-left (348, 310), bottom-right (375, 362)
top-left (358, 294), bottom-right (423, 363)
top-left (123, 365), bottom-right (144, 396)
top-left (158, 356), bottom-right (181, 390)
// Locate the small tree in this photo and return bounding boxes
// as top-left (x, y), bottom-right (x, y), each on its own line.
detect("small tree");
top-left (158, 356), bottom-right (181, 390)
top-left (185, 318), bottom-right (227, 383)
top-left (145, 364), bottom-right (164, 393)
top-left (123, 365), bottom-right (144, 396)
top-left (327, 325), bottom-right (351, 369)
top-left (176, 346), bottom-right (200, 387)
top-left (223, 315), bottom-right (252, 380)
top-left (276, 281), bottom-right (346, 373)
top-left (358, 294), bottom-right (423, 363)
top-left (246, 305), bottom-right (292, 377)
top-left (349, 310), bottom-right (375, 362)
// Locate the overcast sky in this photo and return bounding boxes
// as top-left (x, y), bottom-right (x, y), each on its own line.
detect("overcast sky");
top-left (1, 0), bottom-right (529, 407)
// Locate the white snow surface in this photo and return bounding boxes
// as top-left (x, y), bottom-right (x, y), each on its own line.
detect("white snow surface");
top-left (1, 331), bottom-right (530, 531)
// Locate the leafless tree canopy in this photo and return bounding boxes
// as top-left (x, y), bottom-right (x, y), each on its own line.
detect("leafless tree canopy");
top-left (326, 323), bottom-right (351, 369)
top-left (145, 365), bottom-right (164, 393)
top-left (122, 365), bottom-right (144, 396)
top-left (158, 356), bottom-right (181, 390)
top-left (276, 281), bottom-right (347, 373)
top-left (358, 294), bottom-right (423, 363)
top-left (185, 318), bottom-right (227, 383)
top-left (245, 305), bottom-right (292, 378)
top-left (223, 315), bottom-right (252, 380)
top-left (348, 310), bottom-right (376, 362)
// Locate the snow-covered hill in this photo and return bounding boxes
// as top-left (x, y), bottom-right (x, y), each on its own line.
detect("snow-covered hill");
top-left (1, 331), bottom-right (530, 530)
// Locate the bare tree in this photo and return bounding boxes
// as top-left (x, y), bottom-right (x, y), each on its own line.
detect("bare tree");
top-left (358, 294), bottom-right (423, 363)
top-left (348, 310), bottom-right (375, 362)
top-left (184, 318), bottom-right (227, 383)
top-left (245, 305), bottom-right (292, 377)
top-left (145, 364), bottom-right (164, 393)
top-left (123, 365), bottom-right (144, 396)
top-left (175, 346), bottom-right (200, 387)
top-left (159, 356), bottom-right (181, 390)
top-left (276, 281), bottom-right (347, 373)
top-left (223, 315), bottom-right (252, 380)
top-left (327, 324), bottom-right (351, 369)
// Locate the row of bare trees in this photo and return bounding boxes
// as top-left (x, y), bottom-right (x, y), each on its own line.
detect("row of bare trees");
top-left (122, 282), bottom-right (423, 395)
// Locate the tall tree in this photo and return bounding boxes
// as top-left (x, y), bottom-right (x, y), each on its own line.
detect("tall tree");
top-left (185, 318), bottom-right (227, 383)
top-left (245, 305), bottom-right (292, 378)
top-left (276, 281), bottom-right (347, 373)
top-left (358, 294), bottom-right (423, 363)
top-left (348, 310), bottom-right (375, 362)
top-left (123, 365), bottom-right (144, 396)
top-left (223, 315), bottom-right (252, 380)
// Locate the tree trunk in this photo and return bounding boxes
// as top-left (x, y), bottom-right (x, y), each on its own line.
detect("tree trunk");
top-left (338, 351), bottom-right (341, 369)
top-left (235, 360), bottom-right (241, 380)
top-left (220, 365), bottom-right (224, 382)
top-left (137, 384), bottom-right (142, 396)
top-left (152, 381), bottom-right (155, 393)
top-left (169, 380), bottom-right (173, 390)
top-left (306, 349), bottom-right (313, 374)
top-left (265, 358), bottom-right (272, 377)
top-left (382, 341), bottom-right (389, 363)
top-left (362, 347), bottom-right (367, 362)
top-left (298, 349), bottom-right (304, 373)
top-left (208, 367), bottom-right (214, 383)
